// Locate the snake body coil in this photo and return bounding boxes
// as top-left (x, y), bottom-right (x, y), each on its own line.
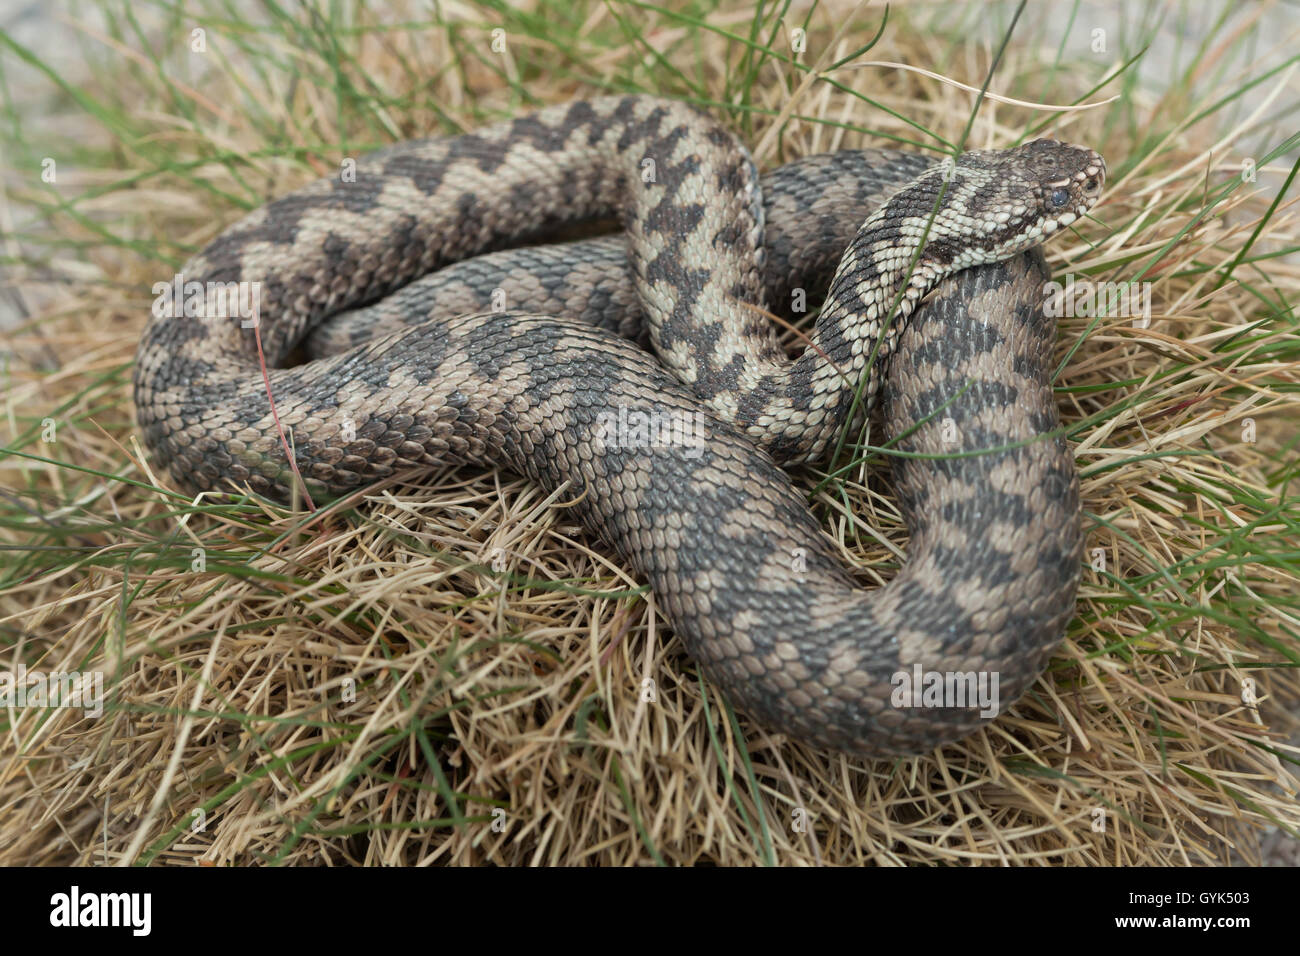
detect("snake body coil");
top-left (135, 96), bottom-right (1103, 753)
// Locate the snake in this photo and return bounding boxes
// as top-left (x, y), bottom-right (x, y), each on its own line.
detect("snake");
top-left (134, 96), bottom-right (1104, 754)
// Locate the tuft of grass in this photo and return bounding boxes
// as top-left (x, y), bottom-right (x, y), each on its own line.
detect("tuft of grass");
top-left (1, 0), bottom-right (1298, 866)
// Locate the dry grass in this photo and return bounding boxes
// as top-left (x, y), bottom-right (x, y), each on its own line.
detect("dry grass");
top-left (1, 0), bottom-right (1298, 865)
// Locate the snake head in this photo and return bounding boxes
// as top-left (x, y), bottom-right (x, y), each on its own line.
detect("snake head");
top-left (982, 139), bottom-right (1105, 248)
top-left (1018, 137), bottom-right (1105, 234)
top-left (930, 140), bottom-right (1106, 262)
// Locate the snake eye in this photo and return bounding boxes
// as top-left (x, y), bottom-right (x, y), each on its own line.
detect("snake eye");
top-left (1049, 187), bottom-right (1071, 209)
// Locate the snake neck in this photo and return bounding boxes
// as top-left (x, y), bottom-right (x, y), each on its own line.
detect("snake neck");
top-left (727, 169), bottom-right (958, 463)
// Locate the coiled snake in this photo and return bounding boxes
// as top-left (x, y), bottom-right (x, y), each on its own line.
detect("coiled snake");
top-left (134, 96), bottom-right (1104, 754)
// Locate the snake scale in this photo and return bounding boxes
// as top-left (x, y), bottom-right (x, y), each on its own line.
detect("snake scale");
top-left (134, 96), bottom-right (1104, 754)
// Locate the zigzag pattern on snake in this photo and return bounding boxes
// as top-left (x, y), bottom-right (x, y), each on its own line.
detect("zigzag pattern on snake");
top-left (134, 96), bottom-right (1104, 753)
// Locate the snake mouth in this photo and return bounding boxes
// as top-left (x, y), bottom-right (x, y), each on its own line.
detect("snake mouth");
top-left (1039, 206), bottom-right (1089, 236)
top-left (1076, 149), bottom-right (1106, 209)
